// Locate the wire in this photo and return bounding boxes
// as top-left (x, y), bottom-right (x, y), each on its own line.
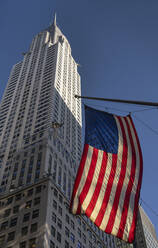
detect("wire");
top-left (130, 107), bottom-right (158, 113)
top-left (140, 198), bottom-right (158, 217)
top-left (133, 115), bottom-right (158, 136)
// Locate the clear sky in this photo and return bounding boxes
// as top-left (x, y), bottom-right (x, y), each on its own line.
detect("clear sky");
top-left (0, 0), bottom-right (158, 236)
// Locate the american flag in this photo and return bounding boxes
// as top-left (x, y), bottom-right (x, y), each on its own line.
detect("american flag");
top-left (70, 106), bottom-right (143, 243)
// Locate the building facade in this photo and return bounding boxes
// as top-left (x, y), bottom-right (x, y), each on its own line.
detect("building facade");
top-left (0, 16), bottom-right (116, 248)
top-left (138, 206), bottom-right (158, 248)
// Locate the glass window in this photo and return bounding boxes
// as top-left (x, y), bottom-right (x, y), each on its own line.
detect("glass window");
top-left (7, 197), bottom-right (13, 205)
top-left (77, 240), bottom-right (81, 248)
top-left (32, 209), bottom-right (39, 219)
top-left (7, 232), bottom-right (15, 242)
top-left (71, 220), bottom-right (75, 229)
top-left (50, 240), bottom-right (55, 248)
top-left (70, 233), bottom-right (75, 243)
top-left (65, 240), bottom-right (69, 248)
top-left (51, 226), bottom-right (56, 237)
top-left (20, 241), bottom-right (26, 248)
top-left (65, 214), bottom-right (69, 224)
top-left (23, 213), bottom-right (30, 222)
top-left (58, 206), bottom-right (62, 216)
top-left (27, 188), bottom-right (33, 197)
top-left (35, 185), bottom-right (41, 194)
top-left (4, 209), bottom-right (11, 217)
top-left (65, 227), bottom-right (69, 237)
top-left (25, 200), bottom-right (32, 209)
top-left (30, 223), bottom-right (38, 233)
top-left (52, 212), bottom-right (56, 223)
top-left (10, 217), bottom-right (17, 227)
top-left (57, 218), bottom-right (62, 229)
top-left (57, 232), bottom-right (61, 243)
top-left (34, 197), bottom-right (40, 205)
top-left (53, 200), bottom-right (57, 210)
top-left (21, 226), bottom-right (28, 236)
top-left (1, 221), bottom-right (8, 230)
top-left (15, 193), bottom-right (21, 201)
top-left (0, 235), bottom-right (5, 245)
top-left (29, 238), bottom-right (36, 248)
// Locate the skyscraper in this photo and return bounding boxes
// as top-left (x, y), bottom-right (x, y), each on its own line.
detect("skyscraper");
top-left (138, 206), bottom-right (158, 248)
top-left (0, 16), bottom-right (116, 248)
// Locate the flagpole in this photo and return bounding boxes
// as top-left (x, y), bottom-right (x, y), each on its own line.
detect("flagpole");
top-left (75, 95), bottom-right (158, 107)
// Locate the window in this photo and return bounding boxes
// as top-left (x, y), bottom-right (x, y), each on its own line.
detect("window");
top-left (65, 214), bottom-right (69, 224)
top-left (89, 241), bottom-right (92, 248)
top-left (65, 240), bottom-right (69, 248)
top-left (53, 200), bottom-right (57, 210)
top-left (35, 185), bottom-right (41, 194)
top-left (71, 220), bottom-right (75, 229)
top-left (29, 238), bottom-right (36, 248)
top-left (57, 232), bottom-right (61, 243)
top-left (34, 197), bottom-right (40, 205)
top-left (59, 194), bottom-right (63, 203)
top-left (51, 226), bottom-right (56, 237)
top-left (25, 200), bottom-right (32, 209)
top-left (70, 233), bottom-right (75, 243)
top-left (23, 213), bottom-right (30, 222)
top-left (10, 217), bottom-right (17, 227)
top-left (78, 228), bottom-right (81, 238)
top-left (27, 188), bottom-right (33, 196)
top-left (50, 240), bottom-right (55, 248)
top-left (13, 205), bottom-right (19, 214)
top-left (30, 223), bottom-right (38, 233)
top-left (54, 188), bottom-right (58, 197)
top-left (4, 209), bottom-right (11, 217)
top-left (58, 206), bottom-right (62, 216)
top-left (15, 193), bottom-right (21, 201)
top-left (82, 222), bottom-right (86, 231)
top-left (20, 241), bottom-right (26, 248)
top-left (65, 227), bottom-right (69, 237)
top-left (0, 235), bottom-right (5, 245)
top-left (21, 226), bottom-right (28, 236)
top-left (52, 212), bottom-right (56, 223)
top-left (7, 197), bottom-right (13, 205)
top-left (77, 240), bottom-right (81, 248)
top-left (7, 232), bottom-right (15, 242)
top-left (83, 234), bottom-right (86, 243)
top-left (57, 218), bottom-right (62, 229)
top-left (1, 221), bottom-right (8, 230)
top-left (77, 217), bottom-right (81, 226)
top-left (32, 209), bottom-right (39, 219)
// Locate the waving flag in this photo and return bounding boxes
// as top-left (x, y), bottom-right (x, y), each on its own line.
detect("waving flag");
top-left (70, 106), bottom-right (143, 243)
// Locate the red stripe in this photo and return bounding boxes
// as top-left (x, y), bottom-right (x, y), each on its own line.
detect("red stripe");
top-left (85, 152), bottom-right (108, 217)
top-left (79, 147), bottom-right (99, 207)
top-left (116, 116), bottom-right (137, 240)
top-left (94, 153), bottom-right (117, 227)
top-left (69, 144), bottom-right (89, 213)
top-left (105, 116), bottom-right (128, 235)
top-left (128, 116), bottom-right (143, 243)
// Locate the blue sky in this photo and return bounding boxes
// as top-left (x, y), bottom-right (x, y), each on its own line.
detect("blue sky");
top-left (0, 0), bottom-right (158, 235)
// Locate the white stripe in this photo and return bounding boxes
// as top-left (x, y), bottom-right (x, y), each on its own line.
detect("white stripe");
top-left (71, 145), bottom-right (94, 214)
top-left (99, 116), bottom-right (124, 230)
top-left (122, 116), bottom-right (141, 241)
top-left (81, 150), bottom-right (104, 212)
top-left (89, 152), bottom-right (113, 223)
top-left (111, 116), bottom-right (133, 238)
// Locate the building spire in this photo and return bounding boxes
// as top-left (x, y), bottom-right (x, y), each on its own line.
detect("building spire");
top-left (54, 13), bottom-right (57, 26)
